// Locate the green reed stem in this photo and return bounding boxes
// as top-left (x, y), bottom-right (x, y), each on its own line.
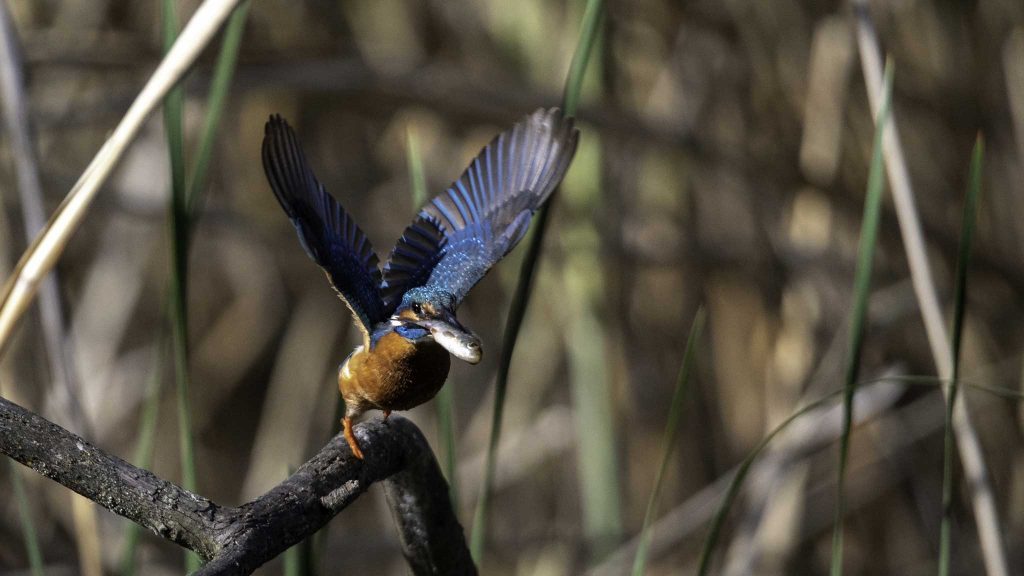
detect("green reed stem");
top-left (632, 309), bottom-right (705, 576)
top-left (829, 59), bottom-right (893, 576)
top-left (407, 127), bottom-right (460, 507)
top-left (938, 135), bottom-right (984, 576)
top-left (160, 2), bottom-right (198, 572)
top-left (120, 334), bottom-right (166, 575)
top-left (469, 0), bottom-right (605, 562)
top-left (160, 1), bottom-right (248, 571)
top-left (187, 0), bottom-right (250, 215)
top-left (10, 460), bottom-right (44, 576)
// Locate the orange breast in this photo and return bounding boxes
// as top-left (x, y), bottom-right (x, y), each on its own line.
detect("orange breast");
top-left (338, 331), bottom-right (451, 417)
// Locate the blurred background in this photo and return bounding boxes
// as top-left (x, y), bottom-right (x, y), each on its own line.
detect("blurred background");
top-left (2, 0), bottom-right (1024, 574)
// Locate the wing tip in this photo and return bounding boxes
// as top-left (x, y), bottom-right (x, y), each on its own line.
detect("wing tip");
top-left (521, 106), bottom-right (580, 163)
top-left (528, 107), bottom-right (579, 146)
top-left (521, 106), bottom-right (580, 200)
top-left (261, 113), bottom-right (305, 217)
top-left (261, 112), bottom-right (387, 329)
top-left (264, 113), bottom-right (290, 140)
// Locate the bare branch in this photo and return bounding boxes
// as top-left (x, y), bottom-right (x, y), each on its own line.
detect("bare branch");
top-left (0, 395), bottom-right (475, 575)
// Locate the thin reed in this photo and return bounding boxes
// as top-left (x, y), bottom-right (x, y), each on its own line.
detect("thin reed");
top-left (829, 59), bottom-right (893, 576)
top-left (469, 0), bottom-right (606, 561)
top-left (939, 136), bottom-right (985, 576)
top-left (160, 1), bottom-right (249, 571)
top-left (407, 126), bottom-right (460, 506)
top-left (631, 308), bottom-right (705, 576)
top-left (9, 461), bottom-right (43, 576)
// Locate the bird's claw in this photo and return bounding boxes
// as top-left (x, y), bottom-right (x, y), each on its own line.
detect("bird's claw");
top-left (342, 416), bottom-right (364, 460)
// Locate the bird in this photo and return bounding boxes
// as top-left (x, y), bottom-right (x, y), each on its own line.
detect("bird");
top-left (261, 108), bottom-right (579, 459)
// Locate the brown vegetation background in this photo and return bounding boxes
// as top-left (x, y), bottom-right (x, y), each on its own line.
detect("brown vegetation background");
top-left (2, 0), bottom-right (1024, 574)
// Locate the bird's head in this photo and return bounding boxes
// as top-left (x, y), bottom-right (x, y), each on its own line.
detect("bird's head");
top-left (393, 287), bottom-right (482, 364)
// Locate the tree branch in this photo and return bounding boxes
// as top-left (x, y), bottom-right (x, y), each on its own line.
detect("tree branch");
top-left (0, 395), bottom-right (475, 575)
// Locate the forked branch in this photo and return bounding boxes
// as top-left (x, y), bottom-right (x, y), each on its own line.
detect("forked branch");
top-left (0, 395), bottom-right (475, 575)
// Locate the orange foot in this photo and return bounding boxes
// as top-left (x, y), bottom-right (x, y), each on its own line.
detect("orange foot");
top-left (383, 410), bottom-right (391, 422)
top-left (342, 416), bottom-right (364, 460)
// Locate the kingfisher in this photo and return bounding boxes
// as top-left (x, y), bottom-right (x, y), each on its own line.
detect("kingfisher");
top-left (262, 108), bottom-right (579, 459)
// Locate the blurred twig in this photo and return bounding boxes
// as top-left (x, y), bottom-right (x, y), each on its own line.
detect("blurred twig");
top-left (587, 372), bottom-right (906, 576)
top-left (590, 277), bottom-right (925, 576)
top-left (852, 3), bottom-right (1009, 575)
top-left (0, 0), bottom-right (85, 429)
top-left (0, 396), bottom-right (475, 576)
top-left (229, 59), bottom-right (696, 149)
top-left (1004, 30), bottom-right (1024, 174)
top-left (0, 0), bottom-right (243, 356)
top-left (0, 6), bottom-right (102, 576)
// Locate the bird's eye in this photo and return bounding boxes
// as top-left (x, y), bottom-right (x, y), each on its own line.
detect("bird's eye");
top-left (411, 303), bottom-right (423, 315)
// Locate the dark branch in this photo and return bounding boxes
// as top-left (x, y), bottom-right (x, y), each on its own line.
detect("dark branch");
top-left (0, 395), bottom-right (476, 575)
top-left (0, 394), bottom-right (229, 557)
top-left (197, 416), bottom-right (476, 575)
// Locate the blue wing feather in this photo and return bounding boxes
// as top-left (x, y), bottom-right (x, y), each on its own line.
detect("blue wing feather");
top-left (422, 108), bottom-right (578, 306)
top-left (381, 214), bottom-right (447, 312)
top-left (262, 115), bottom-right (386, 335)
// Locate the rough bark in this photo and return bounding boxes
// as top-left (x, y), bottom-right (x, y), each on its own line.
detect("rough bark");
top-left (0, 395), bottom-right (476, 575)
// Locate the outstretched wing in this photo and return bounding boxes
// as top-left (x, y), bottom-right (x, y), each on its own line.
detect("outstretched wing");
top-left (381, 108), bottom-right (579, 312)
top-left (262, 115), bottom-right (386, 336)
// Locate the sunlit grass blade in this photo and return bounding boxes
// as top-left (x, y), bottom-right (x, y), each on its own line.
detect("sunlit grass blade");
top-left (406, 126), bottom-right (428, 209)
top-left (562, 0), bottom-right (604, 116)
top-left (282, 528), bottom-right (316, 576)
top-left (567, 270), bottom-right (622, 557)
top-left (631, 308), bottom-right (705, 576)
top-left (406, 127), bottom-right (459, 508)
top-left (939, 135), bottom-right (984, 576)
top-left (9, 461), bottom-right (44, 576)
top-left (697, 395), bottom-right (829, 575)
top-left (566, 51), bottom-right (621, 554)
top-left (469, 0), bottom-right (605, 562)
top-left (283, 465), bottom-right (299, 576)
top-left (829, 59), bottom-right (894, 576)
top-left (861, 373), bottom-right (1024, 402)
top-left (284, 543), bottom-right (299, 576)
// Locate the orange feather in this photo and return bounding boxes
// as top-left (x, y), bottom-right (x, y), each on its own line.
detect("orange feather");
top-left (338, 332), bottom-right (451, 420)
